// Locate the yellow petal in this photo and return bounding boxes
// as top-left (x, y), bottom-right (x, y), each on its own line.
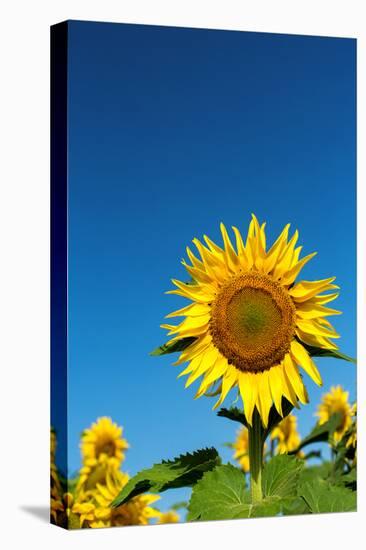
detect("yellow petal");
top-left (283, 353), bottom-right (309, 404)
top-left (184, 349), bottom-right (216, 387)
top-left (199, 355), bottom-right (227, 388)
top-left (220, 222), bottom-right (239, 272)
top-left (295, 328), bottom-right (339, 351)
top-left (312, 292), bottom-right (339, 305)
top-left (279, 362), bottom-right (299, 408)
top-left (213, 366), bottom-right (238, 409)
top-left (167, 279), bottom-right (215, 303)
top-left (203, 234), bottom-right (224, 256)
top-left (280, 252), bottom-right (317, 286)
top-left (232, 226), bottom-right (250, 268)
top-left (192, 238), bottom-right (227, 282)
top-left (263, 223), bottom-right (290, 274)
top-left (166, 303), bottom-right (210, 319)
top-left (268, 365), bottom-right (285, 416)
top-left (239, 372), bottom-right (258, 426)
top-left (173, 334), bottom-right (212, 365)
top-left (182, 261), bottom-right (216, 285)
top-left (186, 246), bottom-right (204, 270)
top-left (296, 302), bottom-right (342, 320)
top-left (272, 230), bottom-right (299, 279)
top-left (290, 340), bottom-right (322, 386)
top-left (173, 335), bottom-right (210, 366)
top-left (296, 319), bottom-right (340, 339)
top-left (289, 277), bottom-right (338, 302)
top-left (256, 370), bottom-right (272, 428)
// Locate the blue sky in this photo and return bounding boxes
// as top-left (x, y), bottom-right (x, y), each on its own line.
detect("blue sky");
top-left (61, 21), bottom-right (355, 512)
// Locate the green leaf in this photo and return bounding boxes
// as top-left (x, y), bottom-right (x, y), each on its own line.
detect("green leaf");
top-left (111, 447), bottom-right (220, 507)
top-left (299, 341), bottom-right (356, 364)
top-left (262, 455), bottom-right (304, 499)
top-left (298, 463), bottom-right (333, 485)
top-left (299, 481), bottom-right (356, 513)
top-left (289, 412), bottom-right (342, 454)
top-left (341, 468), bottom-right (357, 491)
top-left (187, 465), bottom-right (247, 521)
top-left (217, 407), bottom-right (248, 428)
top-left (150, 337), bottom-right (196, 356)
top-left (282, 497), bottom-right (311, 516)
top-left (187, 464), bottom-right (281, 521)
top-left (170, 501), bottom-right (188, 510)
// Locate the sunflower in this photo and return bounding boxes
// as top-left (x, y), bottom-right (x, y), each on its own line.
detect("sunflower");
top-left (51, 428), bottom-right (57, 462)
top-left (50, 428), bottom-right (64, 524)
top-left (51, 491), bottom-right (95, 529)
top-left (80, 417), bottom-right (129, 469)
top-left (77, 417), bottom-right (129, 493)
top-left (346, 403), bottom-right (357, 449)
top-left (233, 427), bottom-right (250, 472)
top-left (270, 414), bottom-right (301, 454)
top-left (316, 386), bottom-right (352, 443)
top-left (163, 214), bottom-right (341, 427)
top-left (88, 469), bottom-right (161, 528)
top-left (157, 510), bottom-right (180, 524)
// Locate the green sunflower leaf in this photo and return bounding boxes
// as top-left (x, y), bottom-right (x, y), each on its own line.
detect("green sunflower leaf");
top-left (150, 336), bottom-right (197, 356)
top-left (298, 462), bottom-right (333, 485)
top-left (187, 464), bottom-right (281, 521)
top-left (288, 412), bottom-right (343, 454)
top-left (341, 468), bottom-right (357, 491)
top-left (217, 407), bottom-right (248, 428)
top-left (111, 447), bottom-right (220, 507)
top-left (262, 455), bottom-right (304, 498)
top-left (282, 496), bottom-right (311, 516)
top-left (170, 500), bottom-right (189, 510)
top-left (299, 341), bottom-right (356, 364)
top-left (299, 480), bottom-right (356, 513)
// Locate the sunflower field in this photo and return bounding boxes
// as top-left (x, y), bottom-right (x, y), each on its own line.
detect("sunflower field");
top-left (51, 215), bottom-right (356, 527)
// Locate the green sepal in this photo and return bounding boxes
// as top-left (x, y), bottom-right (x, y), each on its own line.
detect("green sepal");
top-left (217, 397), bottom-right (294, 438)
top-left (150, 337), bottom-right (197, 356)
top-left (298, 340), bottom-right (356, 364)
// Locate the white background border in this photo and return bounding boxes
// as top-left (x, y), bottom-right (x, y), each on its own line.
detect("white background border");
top-left (0, 1), bottom-right (364, 548)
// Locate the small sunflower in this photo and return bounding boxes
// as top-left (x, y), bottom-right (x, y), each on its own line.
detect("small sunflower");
top-left (316, 386), bottom-right (352, 443)
top-left (346, 403), bottom-right (357, 449)
top-left (157, 510), bottom-right (180, 524)
top-left (233, 427), bottom-right (250, 472)
top-left (89, 469), bottom-right (161, 528)
top-left (163, 215), bottom-right (341, 426)
top-left (50, 428), bottom-right (64, 524)
top-left (270, 414), bottom-right (301, 454)
top-left (51, 428), bottom-right (57, 462)
top-left (80, 417), bottom-right (129, 469)
top-left (51, 491), bottom-right (94, 529)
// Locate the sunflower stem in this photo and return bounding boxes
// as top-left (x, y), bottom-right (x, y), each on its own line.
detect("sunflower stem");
top-left (248, 409), bottom-right (265, 504)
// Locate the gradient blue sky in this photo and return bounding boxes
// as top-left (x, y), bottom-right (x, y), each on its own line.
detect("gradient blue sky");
top-left (64, 21), bottom-right (356, 512)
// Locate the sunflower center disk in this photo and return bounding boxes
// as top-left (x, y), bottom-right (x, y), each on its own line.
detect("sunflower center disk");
top-left (210, 273), bottom-right (296, 373)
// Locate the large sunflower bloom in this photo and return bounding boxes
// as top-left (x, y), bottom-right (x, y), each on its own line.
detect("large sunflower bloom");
top-left (316, 386), bottom-right (352, 443)
top-left (163, 215), bottom-right (341, 427)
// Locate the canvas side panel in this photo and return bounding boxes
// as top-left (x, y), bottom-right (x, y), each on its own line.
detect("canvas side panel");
top-left (50, 21), bottom-right (68, 529)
